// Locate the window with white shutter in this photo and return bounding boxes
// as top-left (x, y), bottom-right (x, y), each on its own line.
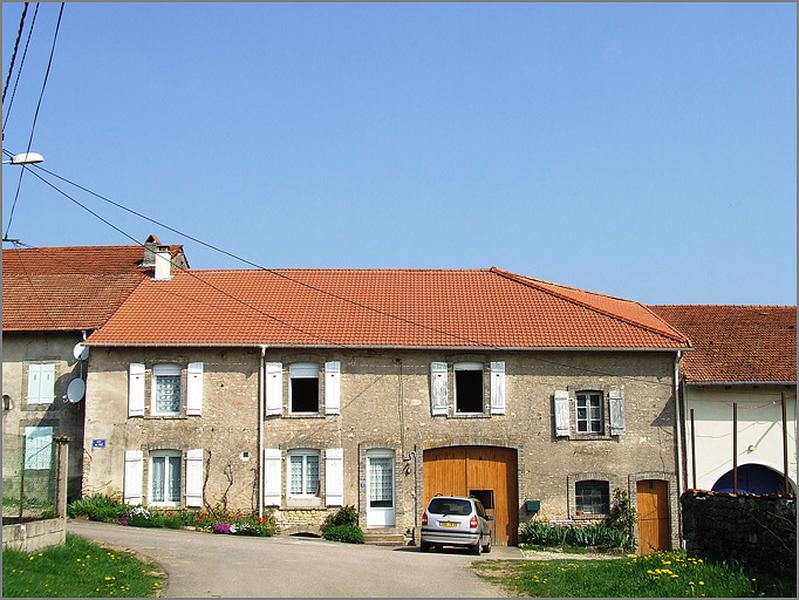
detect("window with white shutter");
top-left (430, 362), bottom-right (449, 416)
top-left (490, 361), bottom-right (506, 415)
top-left (287, 449), bottom-right (320, 497)
top-left (324, 361), bottom-right (341, 415)
top-left (265, 362), bottom-right (283, 416)
top-left (554, 390), bottom-right (571, 437)
top-left (149, 450), bottom-right (181, 506)
top-left (185, 448), bottom-right (204, 507)
top-left (151, 364), bottom-right (181, 416)
top-left (289, 363), bottom-right (320, 414)
top-left (27, 363), bottom-right (56, 404)
top-left (186, 363), bottom-right (204, 416)
top-left (325, 448), bottom-right (344, 506)
top-left (454, 362), bottom-right (484, 414)
top-left (263, 448), bottom-right (282, 506)
top-left (124, 450), bottom-right (144, 505)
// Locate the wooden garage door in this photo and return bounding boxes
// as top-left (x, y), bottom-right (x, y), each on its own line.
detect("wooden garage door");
top-left (637, 479), bottom-right (670, 554)
top-left (423, 446), bottom-right (518, 545)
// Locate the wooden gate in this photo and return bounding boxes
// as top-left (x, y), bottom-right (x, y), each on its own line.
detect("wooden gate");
top-left (636, 479), bottom-right (670, 554)
top-left (423, 446), bottom-right (518, 545)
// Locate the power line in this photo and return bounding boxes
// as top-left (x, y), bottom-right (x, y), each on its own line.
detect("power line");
top-left (3, 2), bottom-right (41, 132)
top-left (8, 156), bottom-right (679, 389)
top-left (2, 2), bottom-right (28, 104)
top-left (4, 2), bottom-right (65, 238)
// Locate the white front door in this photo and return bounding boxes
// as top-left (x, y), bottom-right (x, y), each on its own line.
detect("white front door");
top-left (366, 450), bottom-right (395, 528)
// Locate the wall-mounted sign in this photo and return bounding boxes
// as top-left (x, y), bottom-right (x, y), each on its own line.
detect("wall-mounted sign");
top-left (92, 439), bottom-right (106, 448)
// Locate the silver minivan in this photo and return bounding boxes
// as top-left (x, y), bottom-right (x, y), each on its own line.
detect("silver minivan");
top-left (420, 495), bottom-right (492, 554)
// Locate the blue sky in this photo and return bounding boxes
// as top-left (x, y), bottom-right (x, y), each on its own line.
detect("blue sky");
top-left (2, 3), bottom-right (795, 304)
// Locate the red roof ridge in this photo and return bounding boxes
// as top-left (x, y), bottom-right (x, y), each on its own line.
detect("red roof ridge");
top-left (490, 266), bottom-right (634, 303)
top-left (490, 266), bottom-right (689, 345)
top-left (176, 267), bottom-right (494, 274)
top-left (648, 304), bottom-right (796, 309)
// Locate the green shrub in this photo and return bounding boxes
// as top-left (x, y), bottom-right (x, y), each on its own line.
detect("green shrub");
top-left (321, 524), bottom-right (364, 544)
top-left (67, 494), bottom-right (130, 522)
top-left (321, 505), bottom-right (358, 530)
top-left (519, 520), bottom-right (635, 552)
top-left (161, 512), bottom-right (184, 529)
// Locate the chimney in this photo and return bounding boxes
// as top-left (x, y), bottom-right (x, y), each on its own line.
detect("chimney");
top-left (153, 245), bottom-right (172, 280)
top-left (141, 234), bottom-right (161, 267)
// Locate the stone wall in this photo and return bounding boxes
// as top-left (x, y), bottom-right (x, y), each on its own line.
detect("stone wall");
top-left (681, 490), bottom-right (797, 580)
top-left (2, 518), bottom-right (66, 552)
top-left (83, 346), bottom-right (679, 546)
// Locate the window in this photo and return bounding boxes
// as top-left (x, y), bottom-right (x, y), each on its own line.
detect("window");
top-left (289, 363), bottom-right (320, 414)
top-left (150, 450), bottom-right (182, 506)
top-left (427, 498), bottom-right (472, 516)
top-left (575, 480), bottom-right (610, 516)
top-left (454, 362), bottom-right (484, 413)
top-left (24, 426), bottom-right (54, 470)
top-left (27, 363), bottom-right (56, 405)
top-left (152, 364), bottom-right (181, 416)
top-left (576, 391), bottom-right (603, 433)
top-left (368, 454), bottom-right (393, 508)
top-left (288, 450), bottom-right (320, 497)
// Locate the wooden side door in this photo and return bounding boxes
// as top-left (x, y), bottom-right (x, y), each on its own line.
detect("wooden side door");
top-left (636, 480), bottom-right (670, 554)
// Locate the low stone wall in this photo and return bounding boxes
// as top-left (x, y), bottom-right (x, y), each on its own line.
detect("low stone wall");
top-left (2, 518), bottom-right (66, 553)
top-left (681, 490), bottom-right (796, 580)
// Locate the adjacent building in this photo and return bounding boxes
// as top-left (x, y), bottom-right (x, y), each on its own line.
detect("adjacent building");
top-left (81, 260), bottom-right (689, 549)
top-left (650, 305), bottom-right (796, 495)
top-left (1, 237), bottom-right (187, 499)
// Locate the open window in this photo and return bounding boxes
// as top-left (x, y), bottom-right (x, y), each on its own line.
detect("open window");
top-left (454, 362), bottom-right (484, 414)
top-left (289, 363), bottom-right (320, 414)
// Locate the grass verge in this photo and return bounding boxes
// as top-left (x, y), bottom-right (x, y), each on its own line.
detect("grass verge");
top-left (472, 551), bottom-right (795, 597)
top-left (2, 533), bottom-right (166, 598)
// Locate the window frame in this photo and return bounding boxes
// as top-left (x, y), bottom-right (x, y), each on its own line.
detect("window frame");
top-left (151, 364), bottom-right (182, 416)
top-left (453, 362), bottom-right (485, 415)
top-left (288, 363), bottom-right (321, 415)
top-left (575, 390), bottom-right (604, 434)
top-left (148, 449), bottom-right (182, 507)
top-left (287, 449), bottom-right (321, 499)
top-left (574, 479), bottom-right (610, 517)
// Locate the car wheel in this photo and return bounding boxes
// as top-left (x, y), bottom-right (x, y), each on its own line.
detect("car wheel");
top-left (470, 541), bottom-right (481, 555)
top-left (420, 541), bottom-right (431, 553)
top-left (481, 541), bottom-right (492, 553)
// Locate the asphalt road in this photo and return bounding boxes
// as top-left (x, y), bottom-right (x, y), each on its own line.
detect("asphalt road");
top-left (68, 520), bottom-right (516, 597)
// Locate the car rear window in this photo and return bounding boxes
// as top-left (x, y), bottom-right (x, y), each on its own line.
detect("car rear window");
top-left (427, 498), bottom-right (472, 515)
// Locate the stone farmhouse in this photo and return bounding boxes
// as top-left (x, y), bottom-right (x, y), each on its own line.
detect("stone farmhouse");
top-left (79, 256), bottom-right (691, 549)
top-left (650, 305), bottom-right (796, 495)
top-left (1, 237), bottom-right (188, 499)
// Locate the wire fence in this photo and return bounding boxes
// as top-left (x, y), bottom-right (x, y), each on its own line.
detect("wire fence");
top-left (2, 433), bottom-right (57, 522)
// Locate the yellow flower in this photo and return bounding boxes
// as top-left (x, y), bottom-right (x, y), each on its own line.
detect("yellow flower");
top-left (689, 581), bottom-right (695, 586)
top-left (28, 556), bottom-right (34, 561)
top-left (698, 581), bottom-right (704, 586)
top-left (104, 576), bottom-right (114, 581)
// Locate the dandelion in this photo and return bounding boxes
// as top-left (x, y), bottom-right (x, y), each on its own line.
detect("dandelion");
top-left (28, 556), bottom-right (34, 561)
top-left (689, 581), bottom-right (696, 586)
top-left (698, 581), bottom-right (704, 586)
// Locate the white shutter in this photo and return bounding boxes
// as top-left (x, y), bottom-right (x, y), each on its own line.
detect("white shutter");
top-left (324, 361), bottom-right (341, 415)
top-left (39, 364), bottom-right (56, 403)
top-left (26, 364), bottom-right (41, 403)
top-left (609, 389), bottom-right (625, 435)
top-left (186, 362), bottom-right (204, 416)
top-left (265, 362), bottom-right (283, 416)
top-left (185, 448), bottom-right (204, 507)
top-left (128, 363), bottom-right (145, 417)
top-left (124, 450), bottom-right (144, 505)
top-left (554, 390), bottom-right (571, 437)
top-left (430, 362), bottom-right (449, 416)
top-left (263, 448), bottom-right (282, 506)
top-left (325, 448), bottom-right (344, 506)
top-left (490, 361), bottom-right (506, 415)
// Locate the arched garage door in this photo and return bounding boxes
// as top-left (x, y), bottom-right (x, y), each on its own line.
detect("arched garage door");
top-left (423, 446), bottom-right (518, 545)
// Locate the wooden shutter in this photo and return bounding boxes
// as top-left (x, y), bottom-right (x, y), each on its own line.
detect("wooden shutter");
top-left (430, 362), bottom-right (449, 416)
top-left (263, 448), bottom-right (282, 506)
top-left (324, 361), bottom-right (341, 415)
top-left (186, 362), bottom-right (204, 416)
top-left (609, 389), bottom-right (625, 435)
top-left (39, 364), bottom-right (56, 403)
top-left (26, 364), bottom-right (41, 403)
top-left (128, 363), bottom-right (145, 417)
top-left (185, 448), bottom-right (204, 507)
top-left (554, 390), bottom-right (571, 437)
top-left (325, 448), bottom-right (344, 506)
top-left (265, 362), bottom-right (283, 416)
top-left (490, 361), bottom-right (506, 415)
top-left (124, 450), bottom-right (144, 505)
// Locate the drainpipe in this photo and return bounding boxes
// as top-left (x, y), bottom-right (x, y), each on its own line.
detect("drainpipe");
top-left (258, 345), bottom-right (266, 519)
top-left (673, 350), bottom-right (686, 548)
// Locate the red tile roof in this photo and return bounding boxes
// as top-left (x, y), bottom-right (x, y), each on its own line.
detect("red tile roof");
top-left (86, 266), bottom-right (690, 349)
top-left (2, 244), bottom-right (184, 331)
top-left (649, 305), bottom-right (797, 383)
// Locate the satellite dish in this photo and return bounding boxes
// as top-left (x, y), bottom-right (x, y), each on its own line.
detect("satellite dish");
top-left (67, 379), bottom-right (85, 403)
top-left (73, 342), bottom-right (89, 361)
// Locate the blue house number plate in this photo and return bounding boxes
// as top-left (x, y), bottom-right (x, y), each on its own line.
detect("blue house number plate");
top-left (92, 439), bottom-right (106, 448)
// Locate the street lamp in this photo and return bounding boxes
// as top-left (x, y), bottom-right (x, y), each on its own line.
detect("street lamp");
top-left (2, 151), bottom-right (44, 165)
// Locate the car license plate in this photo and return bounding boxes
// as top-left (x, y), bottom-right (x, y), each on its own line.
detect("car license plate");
top-left (439, 521), bottom-right (458, 527)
